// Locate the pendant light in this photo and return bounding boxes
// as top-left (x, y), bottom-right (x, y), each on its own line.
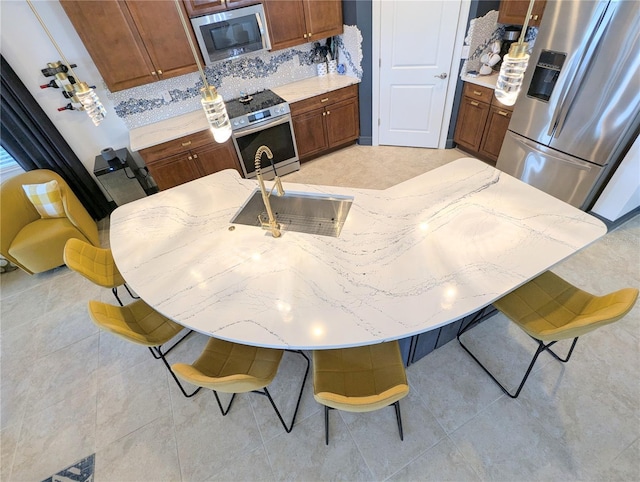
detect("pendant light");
top-left (174, 0), bottom-right (231, 143)
top-left (27, 0), bottom-right (106, 126)
top-left (494, 0), bottom-right (535, 106)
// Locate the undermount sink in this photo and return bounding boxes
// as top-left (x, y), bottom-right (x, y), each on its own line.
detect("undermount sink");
top-left (231, 189), bottom-right (354, 237)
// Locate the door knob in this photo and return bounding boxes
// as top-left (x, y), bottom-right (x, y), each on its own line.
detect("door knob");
top-left (434, 73), bottom-right (448, 79)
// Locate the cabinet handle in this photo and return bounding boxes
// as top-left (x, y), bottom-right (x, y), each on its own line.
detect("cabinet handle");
top-left (188, 155), bottom-right (193, 160)
top-left (497, 110), bottom-right (509, 117)
top-left (303, 33), bottom-right (308, 39)
top-left (157, 70), bottom-right (163, 75)
top-left (326, 110), bottom-right (330, 115)
top-left (470, 101), bottom-right (480, 106)
top-left (151, 71), bottom-right (156, 76)
top-left (181, 141), bottom-right (192, 147)
top-left (192, 154), bottom-right (198, 159)
top-left (473, 90), bottom-right (482, 96)
top-left (531, 14), bottom-right (539, 20)
top-left (308, 32), bottom-right (312, 37)
top-left (320, 98), bottom-right (329, 103)
top-left (322, 112), bottom-right (326, 116)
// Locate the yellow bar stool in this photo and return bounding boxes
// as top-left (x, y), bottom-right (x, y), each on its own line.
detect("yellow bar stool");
top-left (64, 238), bottom-right (137, 306)
top-left (313, 341), bottom-right (410, 445)
top-left (172, 338), bottom-right (310, 433)
top-left (88, 299), bottom-right (199, 398)
top-left (457, 270), bottom-right (638, 398)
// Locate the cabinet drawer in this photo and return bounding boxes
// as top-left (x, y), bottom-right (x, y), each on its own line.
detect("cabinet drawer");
top-left (462, 83), bottom-right (494, 104)
top-left (139, 129), bottom-right (215, 161)
top-left (289, 84), bottom-right (358, 115)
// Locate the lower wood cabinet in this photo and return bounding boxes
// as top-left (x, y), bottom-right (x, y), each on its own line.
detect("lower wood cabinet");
top-left (290, 84), bottom-right (359, 161)
top-left (480, 105), bottom-right (513, 160)
top-left (454, 83), bottom-right (513, 164)
top-left (139, 130), bottom-right (241, 191)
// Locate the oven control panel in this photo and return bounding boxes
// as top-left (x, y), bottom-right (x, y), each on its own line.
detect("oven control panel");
top-left (231, 104), bottom-right (290, 131)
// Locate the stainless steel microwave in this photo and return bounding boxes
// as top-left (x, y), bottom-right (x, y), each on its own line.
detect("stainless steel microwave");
top-left (190, 4), bottom-right (271, 66)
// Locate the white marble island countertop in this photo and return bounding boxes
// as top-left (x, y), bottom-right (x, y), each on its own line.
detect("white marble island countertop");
top-left (110, 158), bottom-right (606, 350)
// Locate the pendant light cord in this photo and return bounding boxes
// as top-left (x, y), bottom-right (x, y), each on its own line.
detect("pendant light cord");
top-left (174, 0), bottom-right (210, 89)
top-left (517, 0), bottom-right (536, 45)
top-left (26, 0), bottom-right (81, 81)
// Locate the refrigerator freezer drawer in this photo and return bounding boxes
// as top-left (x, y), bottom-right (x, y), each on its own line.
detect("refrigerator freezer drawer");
top-left (497, 131), bottom-right (604, 208)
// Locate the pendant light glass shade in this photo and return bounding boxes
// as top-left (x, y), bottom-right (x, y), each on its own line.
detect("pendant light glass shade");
top-left (201, 86), bottom-right (232, 143)
top-left (494, 43), bottom-right (530, 106)
top-left (174, 0), bottom-right (231, 144)
top-left (75, 82), bottom-right (107, 126)
top-left (494, 0), bottom-right (535, 106)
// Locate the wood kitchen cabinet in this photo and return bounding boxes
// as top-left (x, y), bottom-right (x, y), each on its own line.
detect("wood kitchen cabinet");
top-left (454, 83), bottom-right (513, 164)
top-left (263, 0), bottom-right (343, 51)
top-left (498, 0), bottom-right (547, 27)
top-left (139, 130), bottom-right (241, 190)
top-left (60, 0), bottom-right (198, 92)
top-left (290, 84), bottom-right (359, 161)
top-left (183, 0), bottom-right (260, 17)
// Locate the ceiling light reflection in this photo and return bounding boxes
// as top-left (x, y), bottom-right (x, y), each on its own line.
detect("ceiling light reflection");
top-left (441, 284), bottom-right (458, 310)
top-left (276, 300), bottom-right (291, 312)
top-left (311, 324), bottom-right (325, 338)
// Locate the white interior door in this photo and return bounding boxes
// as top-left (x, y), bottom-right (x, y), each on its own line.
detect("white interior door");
top-left (378, 1), bottom-right (462, 148)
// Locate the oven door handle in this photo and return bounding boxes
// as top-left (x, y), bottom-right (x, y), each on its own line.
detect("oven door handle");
top-left (233, 114), bottom-right (293, 137)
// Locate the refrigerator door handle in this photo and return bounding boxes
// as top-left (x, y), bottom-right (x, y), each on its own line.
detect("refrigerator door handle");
top-left (519, 137), bottom-right (592, 171)
top-left (548, 1), bottom-right (616, 138)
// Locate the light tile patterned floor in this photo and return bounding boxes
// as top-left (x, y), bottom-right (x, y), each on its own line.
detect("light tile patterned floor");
top-left (1, 146), bottom-right (638, 481)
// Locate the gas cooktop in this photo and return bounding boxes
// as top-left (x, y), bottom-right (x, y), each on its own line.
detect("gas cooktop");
top-left (225, 90), bottom-right (287, 119)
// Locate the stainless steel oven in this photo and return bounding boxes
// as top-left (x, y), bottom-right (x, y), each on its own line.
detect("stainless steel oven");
top-left (227, 90), bottom-right (300, 180)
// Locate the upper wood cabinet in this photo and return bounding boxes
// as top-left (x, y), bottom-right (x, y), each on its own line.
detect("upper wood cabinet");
top-left (498, 0), bottom-right (547, 27)
top-left (60, 1), bottom-right (199, 92)
top-left (263, 0), bottom-right (343, 51)
top-left (183, 0), bottom-right (260, 18)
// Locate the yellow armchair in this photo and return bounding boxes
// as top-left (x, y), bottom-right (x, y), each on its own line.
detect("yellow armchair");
top-left (0, 169), bottom-right (100, 274)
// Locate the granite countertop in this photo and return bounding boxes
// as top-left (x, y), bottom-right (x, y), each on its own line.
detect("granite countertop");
top-left (271, 74), bottom-right (360, 103)
top-left (460, 72), bottom-right (499, 90)
top-left (109, 158), bottom-right (606, 350)
top-left (129, 74), bottom-right (360, 152)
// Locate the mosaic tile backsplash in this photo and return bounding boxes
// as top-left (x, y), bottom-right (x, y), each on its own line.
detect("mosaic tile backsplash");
top-left (462, 10), bottom-right (538, 75)
top-left (107, 25), bottom-right (363, 130)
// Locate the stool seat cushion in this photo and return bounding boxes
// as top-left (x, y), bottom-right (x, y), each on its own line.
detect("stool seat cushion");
top-left (64, 238), bottom-right (125, 288)
top-left (172, 338), bottom-right (284, 393)
top-left (494, 271), bottom-right (638, 342)
top-left (313, 341), bottom-right (409, 413)
top-left (88, 299), bottom-right (184, 346)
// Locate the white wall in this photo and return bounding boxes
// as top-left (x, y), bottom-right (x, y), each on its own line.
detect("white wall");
top-left (1, 0), bottom-right (131, 178)
top-left (591, 134), bottom-right (640, 222)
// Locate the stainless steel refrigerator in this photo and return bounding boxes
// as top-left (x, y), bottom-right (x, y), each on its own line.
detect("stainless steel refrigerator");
top-left (496, 0), bottom-right (640, 209)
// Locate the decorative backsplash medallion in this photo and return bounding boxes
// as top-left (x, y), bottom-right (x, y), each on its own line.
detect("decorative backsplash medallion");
top-left (107, 26), bottom-right (363, 130)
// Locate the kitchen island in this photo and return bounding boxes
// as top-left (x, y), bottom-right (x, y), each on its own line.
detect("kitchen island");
top-left (109, 158), bottom-right (606, 350)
